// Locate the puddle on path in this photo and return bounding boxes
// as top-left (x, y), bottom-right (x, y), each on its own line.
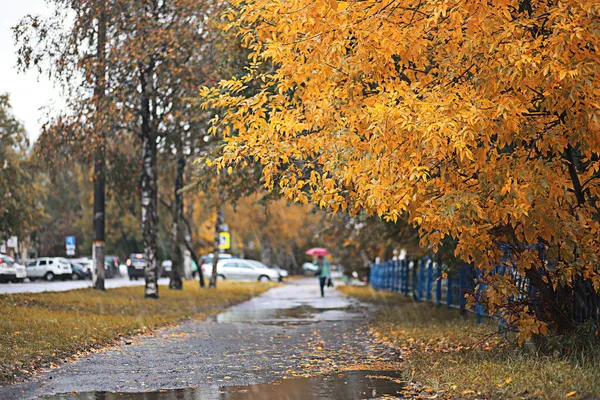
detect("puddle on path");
top-left (44, 370), bottom-right (404, 400)
top-left (210, 305), bottom-right (363, 326)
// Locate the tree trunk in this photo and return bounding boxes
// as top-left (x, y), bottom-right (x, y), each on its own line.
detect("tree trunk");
top-left (169, 155), bottom-right (185, 290)
top-left (524, 266), bottom-right (573, 333)
top-left (141, 65), bottom-right (159, 299)
top-left (209, 203), bottom-right (225, 288)
top-left (181, 212), bottom-right (205, 287)
top-left (184, 235), bottom-right (204, 288)
top-left (290, 241), bottom-right (300, 275)
top-left (259, 236), bottom-right (273, 267)
top-left (92, 0), bottom-right (107, 290)
top-left (277, 248), bottom-right (286, 270)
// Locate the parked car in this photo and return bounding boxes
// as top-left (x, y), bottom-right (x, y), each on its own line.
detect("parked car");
top-left (72, 257), bottom-right (118, 278)
top-left (159, 260), bottom-right (172, 278)
top-left (202, 258), bottom-right (280, 282)
top-left (0, 254), bottom-right (26, 283)
top-left (302, 262), bottom-right (319, 274)
top-left (126, 253), bottom-right (146, 280)
top-left (71, 257), bottom-right (93, 272)
top-left (14, 260), bottom-right (26, 282)
top-left (245, 260), bottom-right (288, 282)
top-left (195, 253), bottom-right (234, 278)
top-left (277, 268), bottom-right (289, 280)
top-left (69, 262), bottom-right (92, 280)
top-left (26, 257), bottom-right (73, 281)
top-left (201, 253), bottom-right (233, 265)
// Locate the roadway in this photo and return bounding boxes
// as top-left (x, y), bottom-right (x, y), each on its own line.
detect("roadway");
top-left (0, 276), bottom-right (171, 294)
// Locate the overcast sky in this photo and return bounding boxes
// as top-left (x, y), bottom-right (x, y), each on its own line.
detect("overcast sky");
top-left (1, 0), bottom-right (63, 142)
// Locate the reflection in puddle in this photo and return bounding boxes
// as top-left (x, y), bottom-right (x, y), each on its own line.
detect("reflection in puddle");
top-left (44, 370), bottom-right (404, 400)
top-left (212, 305), bottom-right (363, 326)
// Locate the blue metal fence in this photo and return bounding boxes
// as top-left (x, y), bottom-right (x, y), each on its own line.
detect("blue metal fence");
top-left (371, 254), bottom-right (600, 329)
top-left (370, 256), bottom-right (600, 327)
top-left (370, 258), bottom-right (486, 322)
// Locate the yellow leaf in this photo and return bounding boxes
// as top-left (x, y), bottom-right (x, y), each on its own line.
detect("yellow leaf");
top-left (565, 391), bottom-right (577, 397)
top-left (559, 69), bottom-right (567, 81)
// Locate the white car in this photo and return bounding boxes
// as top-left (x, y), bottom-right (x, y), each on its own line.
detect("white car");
top-left (245, 260), bottom-right (288, 281)
top-left (202, 259), bottom-right (280, 282)
top-left (275, 267), bottom-right (289, 279)
top-left (26, 257), bottom-right (73, 281)
top-left (15, 260), bottom-right (26, 281)
top-left (71, 257), bottom-right (93, 271)
top-left (0, 254), bottom-right (26, 283)
top-left (302, 262), bottom-right (319, 274)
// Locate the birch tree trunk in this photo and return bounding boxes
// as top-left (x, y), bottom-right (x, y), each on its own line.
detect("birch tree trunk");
top-left (169, 155), bottom-right (185, 290)
top-left (92, 0), bottom-right (106, 290)
top-left (141, 65), bottom-right (159, 299)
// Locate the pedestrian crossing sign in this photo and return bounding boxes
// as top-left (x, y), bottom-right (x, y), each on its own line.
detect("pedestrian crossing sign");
top-left (219, 232), bottom-right (230, 249)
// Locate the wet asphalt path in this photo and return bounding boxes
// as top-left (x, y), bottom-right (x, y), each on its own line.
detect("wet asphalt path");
top-left (0, 278), bottom-right (401, 399)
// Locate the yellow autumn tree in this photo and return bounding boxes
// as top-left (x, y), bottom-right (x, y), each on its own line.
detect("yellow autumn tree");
top-left (202, 0), bottom-right (600, 341)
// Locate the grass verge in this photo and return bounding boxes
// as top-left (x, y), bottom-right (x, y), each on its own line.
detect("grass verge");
top-left (0, 281), bottom-right (274, 385)
top-left (339, 285), bottom-right (600, 400)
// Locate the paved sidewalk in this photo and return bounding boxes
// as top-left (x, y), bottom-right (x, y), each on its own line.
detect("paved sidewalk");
top-left (0, 278), bottom-right (401, 399)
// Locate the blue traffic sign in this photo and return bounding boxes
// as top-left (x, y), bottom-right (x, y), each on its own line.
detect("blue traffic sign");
top-left (66, 236), bottom-right (76, 248)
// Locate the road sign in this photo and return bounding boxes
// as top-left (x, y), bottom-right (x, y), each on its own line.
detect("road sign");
top-left (7, 236), bottom-right (18, 248)
top-left (66, 236), bottom-right (76, 250)
top-left (66, 248), bottom-right (75, 256)
top-left (218, 232), bottom-right (230, 250)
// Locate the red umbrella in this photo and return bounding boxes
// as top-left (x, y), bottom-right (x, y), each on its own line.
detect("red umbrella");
top-left (305, 247), bottom-right (330, 256)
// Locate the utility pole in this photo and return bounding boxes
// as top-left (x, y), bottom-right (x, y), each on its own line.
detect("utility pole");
top-left (92, 0), bottom-right (107, 290)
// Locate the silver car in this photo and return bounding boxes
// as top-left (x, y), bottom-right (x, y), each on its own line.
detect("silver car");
top-left (245, 260), bottom-right (288, 281)
top-left (202, 259), bottom-right (280, 282)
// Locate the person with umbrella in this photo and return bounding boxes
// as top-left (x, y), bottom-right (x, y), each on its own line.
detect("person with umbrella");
top-left (306, 248), bottom-right (331, 297)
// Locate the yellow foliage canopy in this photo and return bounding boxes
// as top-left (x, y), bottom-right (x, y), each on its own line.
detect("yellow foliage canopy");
top-left (202, 0), bottom-right (600, 339)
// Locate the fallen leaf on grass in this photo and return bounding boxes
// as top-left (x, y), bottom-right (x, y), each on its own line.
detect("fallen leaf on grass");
top-left (565, 391), bottom-right (576, 397)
